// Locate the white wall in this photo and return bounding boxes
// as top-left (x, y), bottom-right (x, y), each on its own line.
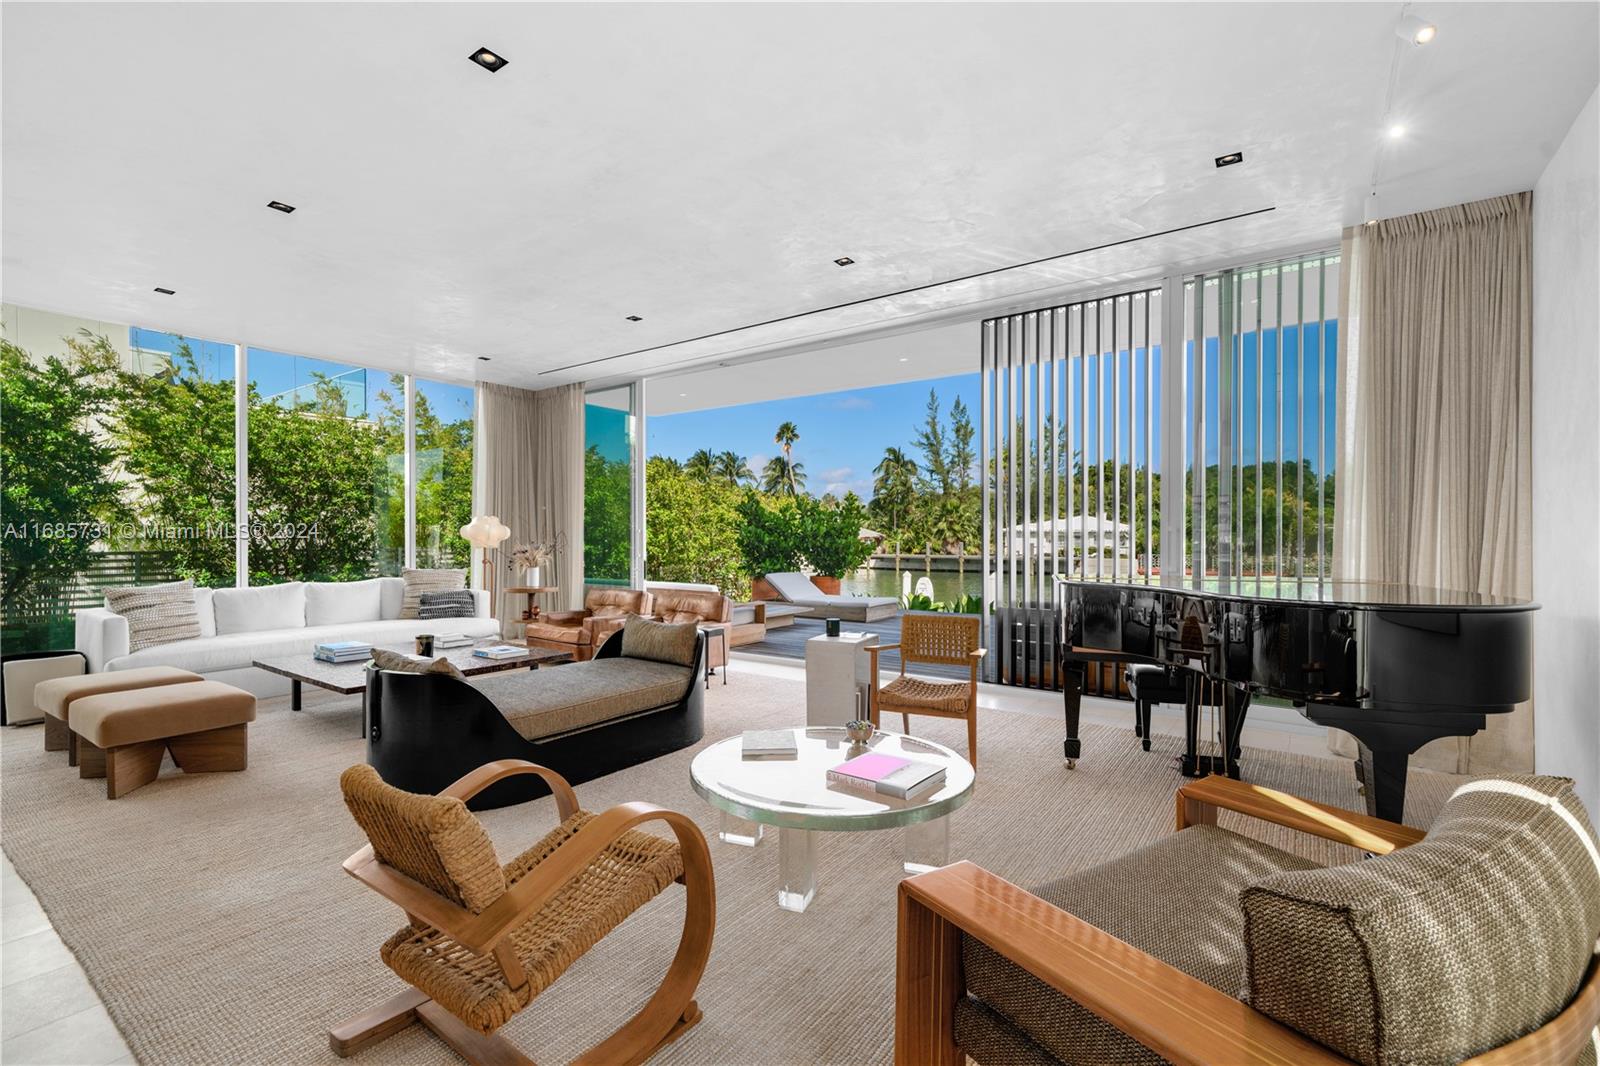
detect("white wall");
top-left (1532, 87), bottom-right (1600, 814)
top-left (2, 302), bottom-right (131, 366)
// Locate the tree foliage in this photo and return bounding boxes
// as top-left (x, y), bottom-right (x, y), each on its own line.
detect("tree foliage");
top-left (645, 457), bottom-right (746, 596)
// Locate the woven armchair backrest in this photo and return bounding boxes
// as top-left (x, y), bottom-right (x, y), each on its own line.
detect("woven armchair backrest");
top-left (902, 613), bottom-right (981, 666)
top-left (339, 764), bottom-right (507, 914)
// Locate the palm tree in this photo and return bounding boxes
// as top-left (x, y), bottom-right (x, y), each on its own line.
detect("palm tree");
top-left (774, 421), bottom-right (800, 495)
top-left (761, 456), bottom-right (806, 497)
top-left (712, 450), bottom-right (754, 486)
top-left (684, 448), bottom-right (716, 481)
top-left (872, 446), bottom-right (918, 579)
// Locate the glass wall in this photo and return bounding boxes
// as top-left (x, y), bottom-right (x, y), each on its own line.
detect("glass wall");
top-left (584, 386), bottom-right (633, 587)
top-left (415, 378), bottom-right (475, 569)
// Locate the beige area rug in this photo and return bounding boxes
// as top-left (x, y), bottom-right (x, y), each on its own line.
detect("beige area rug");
top-left (1, 671), bottom-right (1463, 1066)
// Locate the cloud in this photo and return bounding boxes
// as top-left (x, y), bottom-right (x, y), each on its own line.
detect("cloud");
top-left (830, 395), bottom-right (872, 411)
top-left (818, 466), bottom-right (854, 483)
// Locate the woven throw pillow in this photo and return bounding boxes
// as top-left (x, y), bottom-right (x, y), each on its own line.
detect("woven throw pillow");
top-left (619, 614), bottom-right (698, 668)
top-left (370, 647), bottom-right (465, 680)
top-left (418, 589), bottom-right (476, 620)
top-left (399, 568), bottom-right (465, 619)
top-left (1241, 773), bottom-right (1600, 1066)
top-left (104, 580), bottom-right (201, 652)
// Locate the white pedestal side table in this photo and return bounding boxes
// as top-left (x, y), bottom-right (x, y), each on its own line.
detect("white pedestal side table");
top-left (804, 630), bottom-right (877, 727)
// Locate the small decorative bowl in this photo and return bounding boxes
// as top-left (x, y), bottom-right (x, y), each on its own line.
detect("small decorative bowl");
top-left (845, 719), bottom-right (875, 744)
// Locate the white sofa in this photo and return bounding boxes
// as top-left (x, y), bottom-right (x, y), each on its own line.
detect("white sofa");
top-left (75, 578), bottom-right (498, 696)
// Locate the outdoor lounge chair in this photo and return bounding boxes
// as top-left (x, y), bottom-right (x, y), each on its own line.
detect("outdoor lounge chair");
top-left (762, 572), bottom-right (899, 622)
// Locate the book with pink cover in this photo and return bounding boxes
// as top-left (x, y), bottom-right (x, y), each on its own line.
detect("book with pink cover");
top-left (828, 752), bottom-right (910, 784)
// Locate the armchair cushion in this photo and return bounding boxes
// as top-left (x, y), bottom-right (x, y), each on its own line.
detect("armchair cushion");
top-left (1241, 773), bottom-right (1600, 1066)
top-left (584, 586), bottom-right (651, 619)
top-left (523, 621), bottom-right (592, 647)
top-left (961, 825), bottom-right (1317, 1066)
top-left (651, 588), bottom-right (732, 626)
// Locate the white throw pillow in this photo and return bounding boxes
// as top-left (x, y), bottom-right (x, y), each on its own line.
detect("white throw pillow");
top-left (305, 579), bottom-right (383, 626)
top-left (194, 587), bottom-right (217, 638)
top-left (212, 581), bottom-right (307, 635)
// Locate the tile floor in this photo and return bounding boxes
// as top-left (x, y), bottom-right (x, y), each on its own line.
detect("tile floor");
top-left (0, 654), bottom-right (1331, 1065)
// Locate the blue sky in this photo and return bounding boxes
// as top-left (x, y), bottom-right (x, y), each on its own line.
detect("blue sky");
top-left (645, 323), bottom-right (1338, 499)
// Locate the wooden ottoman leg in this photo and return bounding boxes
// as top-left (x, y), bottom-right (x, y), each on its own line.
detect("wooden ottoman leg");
top-left (44, 715), bottom-right (69, 753)
top-left (77, 737), bottom-right (107, 779)
top-left (106, 741), bottom-right (165, 799)
top-left (168, 724), bottom-right (248, 773)
top-left (68, 729), bottom-right (81, 767)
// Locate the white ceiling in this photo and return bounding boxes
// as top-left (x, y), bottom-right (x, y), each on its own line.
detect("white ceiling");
top-left (3, 2), bottom-right (1595, 393)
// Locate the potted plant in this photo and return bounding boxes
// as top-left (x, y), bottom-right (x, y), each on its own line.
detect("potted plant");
top-left (794, 494), bottom-right (874, 594)
top-left (735, 493), bottom-right (801, 600)
top-left (507, 536), bottom-right (562, 588)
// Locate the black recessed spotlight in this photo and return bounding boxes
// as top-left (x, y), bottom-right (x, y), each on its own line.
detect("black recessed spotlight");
top-left (477, 356), bottom-right (491, 361)
top-left (469, 47), bottom-right (509, 72)
top-left (267, 200), bottom-right (296, 213)
top-left (153, 287), bottom-right (176, 295)
top-left (1214, 151), bottom-right (1244, 168)
top-left (833, 256), bottom-right (855, 267)
top-left (625, 315), bottom-right (643, 322)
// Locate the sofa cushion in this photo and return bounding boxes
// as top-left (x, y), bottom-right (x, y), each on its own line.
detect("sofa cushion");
top-left (1242, 773), bottom-right (1600, 1066)
top-left (212, 582), bottom-right (306, 635)
top-left (71, 679), bottom-right (256, 749)
top-left (107, 617), bottom-right (500, 675)
top-left (378, 577), bottom-right (406, 620)
top-left (620, 615), bottom-right (699, 668)
top-left (961, 825), bottom-right (1318, 1066)
top-left (371, 647), bottom-right (466, 680)
top-left (418, 589), bottom-right (476, 620)
top-left (104, 580), bottom-right (202, 652)
top-left (400, 569), bottom-right (466, 619)
top-left (194, 588), bottom-right (217, 638)
top-left (306, 579), bottom-right (384, 626)
top-left (470, 658), bottom-right (691, 741)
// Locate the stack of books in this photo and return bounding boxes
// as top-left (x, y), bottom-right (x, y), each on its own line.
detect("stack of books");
top-left (472, 644), bottom-right (527, 660)
top-left (314, 640), bottom-right (372, 664)
top-left (741, 729), bottom-right (798, 759)
top-left (434, 633), bottom-right (475, 649)
top-left (827, 751), bottom-right (946, 800)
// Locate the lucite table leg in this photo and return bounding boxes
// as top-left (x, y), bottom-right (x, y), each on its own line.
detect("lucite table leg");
top-left (718, 811), bottom-right (765, 847)
top-left (777, 827), bottom-right (817, 912)
top-left (902, 815), bottom-right (950, 874)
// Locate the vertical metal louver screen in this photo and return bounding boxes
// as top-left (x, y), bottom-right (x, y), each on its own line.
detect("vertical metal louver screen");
top-left (1181, 253), bottom-right (1340, 589)
top-left (980, 285), bottom-right (1163, 685)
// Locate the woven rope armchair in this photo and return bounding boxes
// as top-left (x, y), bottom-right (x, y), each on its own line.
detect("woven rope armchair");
top-left (330, 759), bottom-right (714, 1066)
top-left (869, 613), bottom-right (986, 767)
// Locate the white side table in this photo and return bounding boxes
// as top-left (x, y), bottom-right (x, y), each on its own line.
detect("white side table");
top-left (804, 630), bottom-right (877, 727)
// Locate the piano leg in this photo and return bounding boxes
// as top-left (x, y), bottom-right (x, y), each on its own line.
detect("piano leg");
top-left (1061, 660), bottom-right (1085, 768)
top-left (1181, 678), bottom-right (1250, 779)
top-left (1300, 708), bottom-right (1485, 825)
top-left (1356, 743), bottom-right (1410, 824)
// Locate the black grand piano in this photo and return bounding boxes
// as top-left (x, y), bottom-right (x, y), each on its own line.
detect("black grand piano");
top-left (1054, 575), bottom-right (1537, 822)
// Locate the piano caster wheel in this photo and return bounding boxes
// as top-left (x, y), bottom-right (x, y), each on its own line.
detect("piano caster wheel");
top-left (1064, 758), bottom-right (1077, 769)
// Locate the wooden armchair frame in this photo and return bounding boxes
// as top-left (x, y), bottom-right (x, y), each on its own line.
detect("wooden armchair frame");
top-left (868, 614), bottom-right (987, 766)
top-left (330, 759), bottom-right (715, 1066)
top-left (896, 774), bottom-right (1600, 1066)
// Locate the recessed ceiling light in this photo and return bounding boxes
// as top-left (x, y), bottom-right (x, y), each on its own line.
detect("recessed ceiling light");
top-left (470, 47), bottom-right (508, 72)
top-left (898, 357), bottom-right (909, 362)
top-left (1396, 15), bottom-right (1437, 45)
top-left (153, 287), bottom-right (175, 295)
top-left (625, 315), bottom-right (643, 322)
top-left (477, 356), bottom-right (491, 361)
top-left (679, 393), bottom-right (687, 398)
top-left (833, 257), bottom-right (855, 267)
top-left (267, 200), bottom-right (295, 214)
top-left (1214, 151), bottom-right (1244, 168)
top-left (1387, 123), bottom-right (1406, 139)
top-left (1365, 220), bottom-right (1379, 227)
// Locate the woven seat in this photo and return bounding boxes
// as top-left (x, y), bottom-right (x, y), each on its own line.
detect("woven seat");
top-left (331, 759), bottom-right (714, 1065)
top-left (869, 614), bottom-right (985, 767)
top-left (878, 675), bottom-right (970, 714)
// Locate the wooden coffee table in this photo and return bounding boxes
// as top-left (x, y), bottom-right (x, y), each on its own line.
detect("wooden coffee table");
top-left (253, 641), bottom-right (573, 735)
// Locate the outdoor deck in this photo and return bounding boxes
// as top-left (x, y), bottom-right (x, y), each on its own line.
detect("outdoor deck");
top-left (738, 611), bottom-right (971, 681)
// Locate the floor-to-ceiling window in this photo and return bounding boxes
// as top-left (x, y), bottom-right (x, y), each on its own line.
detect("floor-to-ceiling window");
top-left (415, 378), bottom-right (475, 570)
top-left (584, 386), bottom-right (634, 587)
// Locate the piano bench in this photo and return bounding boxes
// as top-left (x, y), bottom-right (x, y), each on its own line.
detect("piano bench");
top-left (1125, 665), bottom-right (1220, 754)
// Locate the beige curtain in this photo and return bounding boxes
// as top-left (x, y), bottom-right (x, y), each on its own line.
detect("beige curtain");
top-left (476, 381), bottom-right (586, 631)
top-left (1333, 191), bottom-right (1533, 772)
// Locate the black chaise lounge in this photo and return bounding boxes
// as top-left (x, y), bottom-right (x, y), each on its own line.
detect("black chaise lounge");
top-left (365, 632), bottom-right (706, 809)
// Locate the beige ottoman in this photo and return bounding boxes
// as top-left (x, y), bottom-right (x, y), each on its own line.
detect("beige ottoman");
top-left (34, 667), bottom-right (203, 762)
top-left (69, 680), bottom-right (256, 799)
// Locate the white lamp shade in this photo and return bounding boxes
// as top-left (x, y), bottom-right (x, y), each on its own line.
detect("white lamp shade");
top-left (460, 515), bottom-right (512, 549)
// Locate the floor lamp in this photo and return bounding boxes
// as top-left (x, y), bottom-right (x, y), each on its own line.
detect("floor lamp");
top-left (459, 515), bottom-right (511, 611)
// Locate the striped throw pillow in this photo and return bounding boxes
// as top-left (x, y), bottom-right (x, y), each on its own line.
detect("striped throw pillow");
top-left (418, 589), bottom-right (476, 620)
top-left (104, 579), bottom-right (202, 652)
top-left (400, 568), bottom-right (466, 619)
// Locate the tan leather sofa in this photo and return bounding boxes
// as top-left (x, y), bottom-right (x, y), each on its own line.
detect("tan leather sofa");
top-left (523, 587), bottom-right (652, 662)
top-left (649, 588), bottom-right (732, 669)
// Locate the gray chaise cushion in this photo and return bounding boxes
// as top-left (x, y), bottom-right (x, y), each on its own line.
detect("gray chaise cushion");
top-left (1242, 773), bottom-right (1600, 1066)
top-left (959, 825), bottom-right (1318, 1066)
top-left (470, 658), bottom-right (691, 741)
top-left (619, 614), bottom-right (699, 668)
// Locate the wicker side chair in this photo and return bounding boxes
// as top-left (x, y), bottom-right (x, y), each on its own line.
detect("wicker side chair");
top-left (329, 759), bottom-right (714, 1066)
top-left (868, 614), bottom-right (986, 767)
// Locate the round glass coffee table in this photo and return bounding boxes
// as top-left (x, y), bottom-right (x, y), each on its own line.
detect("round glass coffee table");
top-left (689, 727), bottom-right (975, 912)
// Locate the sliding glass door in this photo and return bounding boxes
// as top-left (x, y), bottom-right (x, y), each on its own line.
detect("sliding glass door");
top-left (583, 385), bottom-right (635, 587)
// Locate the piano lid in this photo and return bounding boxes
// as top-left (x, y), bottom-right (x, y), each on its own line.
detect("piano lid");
top-left (1053, 574), bottom-right (1537, 612)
